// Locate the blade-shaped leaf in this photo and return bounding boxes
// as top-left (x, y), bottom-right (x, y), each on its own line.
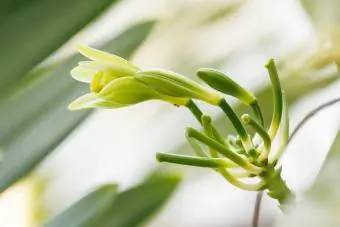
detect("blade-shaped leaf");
top-left (45, 184), bottom-right (118, 227)
top-left (91, 174), bottom-right (181, 227)
top-left (0, 0), bottom-right (119, 93)
top-left (0, 21), bottom-right (156, 193)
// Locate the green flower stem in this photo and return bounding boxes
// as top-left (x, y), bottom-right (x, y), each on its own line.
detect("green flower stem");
top-left (187, 128), bottom-right (263, 174)
top-left (260, 166), bottom-right (294, 206)
top-left (218, 99), bottom-right (256, 156)
top-left (269, 92), bottom-right (289, 164)
top-left (229, 171), bottom-right (256, 178)
top-left (226, 135), bottom-right (242, 149)
top-left (250, 100), bottom-right (264, 126)
top-left (241, 114), bottom-right (271, 163)
top-left (156, 152), bottom-right (235, 168)
top-left (185, 99), bottom-right (202, 123)
top-left (202, 115), bottom-right (218, 158)
top-left (186, 136), bottom-right (240, 168)
top-left (185, 99), bottom-right (231, 148)
top-left (266, 59), bottom-right (283, 140)
top-left (186, 136), bottom-right (208, 157)
top-left (187, 136), bottom-right (240, 168)
top-left (218, 169), bottom-right (265, 191)
top-left (197, 69), bottom-right (264, 126)
top-left (201, 114), bottom-right (254, 184)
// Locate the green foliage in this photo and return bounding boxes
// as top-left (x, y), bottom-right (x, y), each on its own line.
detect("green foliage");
top-left (0, 0), bottom-right (155, 193)
top-left (46, 184), bottom-right (118, 227)
top-left (0, 0), bottom-right (119, 94)
top-left (46, 175), bottom-right (181, 227)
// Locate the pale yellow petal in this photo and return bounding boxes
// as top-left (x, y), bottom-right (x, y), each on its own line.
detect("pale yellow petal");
top-left (77, 44), bottom-right (139, 70)
top-left (70, 67), bottom-right (96, 83)
top-left (68, 93), bottom-right (125, 110)
top-left (78, 61), bottom-right (136, 77)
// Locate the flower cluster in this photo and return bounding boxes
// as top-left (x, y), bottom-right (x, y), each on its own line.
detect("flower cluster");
top-left (69, 45), bottom-right (293, 206)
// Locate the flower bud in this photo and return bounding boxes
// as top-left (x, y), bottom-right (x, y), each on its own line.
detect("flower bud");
top-left (197, 68), bottom-right (256, 105)
top-left (97, 77), bottom-right (169, 105)
top-left (135, 69), bottom-right (222, 105)
top-left (71, 45), bottom-right (139, 92)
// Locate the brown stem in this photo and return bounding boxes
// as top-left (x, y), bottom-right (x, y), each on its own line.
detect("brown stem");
top-left (252, 191), bottom-right (263, 227)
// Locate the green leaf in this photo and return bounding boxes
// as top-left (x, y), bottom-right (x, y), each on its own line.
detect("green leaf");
top-left (45, 184), bottom-right (118, 227)
top-left (0, 21), bottom-right (156, 193)
top-left (91, 174), bottom-right (181, 227)
top-left (0, 0), bottom-right (118, 93)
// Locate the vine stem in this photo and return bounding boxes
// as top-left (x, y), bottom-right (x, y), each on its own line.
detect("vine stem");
top-left (288, 97), bottom-right (340, 144)
top-left (252, 191), bottom-right (263, 227)
top-left (251, 96), bottom-right (340, 227)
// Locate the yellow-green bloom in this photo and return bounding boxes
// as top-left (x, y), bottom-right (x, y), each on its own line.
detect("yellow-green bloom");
top-left (68, 45), bottom-right (188, 110)
top-left (68, 45), bottom-right (222, 110)
top-left (135, 69), bottom-right (221, 105)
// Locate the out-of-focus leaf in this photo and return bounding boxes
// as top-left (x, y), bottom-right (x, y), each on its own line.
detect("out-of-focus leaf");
top-left (300, 0), bottom-right (340, 58)
top-left (201, 1), bottom-right (244, 25)
top-left (0, 21), bottom-right (156, 193)
top-left (0, 0), bottom-right (118, 93)
top-left (45, 184), bottom-right (118, 227)
top-left (278, 132), bottom-right (340, 227)
top-left (300, 0), bottom-right (340, 24)
top-left (46, 174), bottom-right (180, 227)
top-left (91, 174), bottom-right (181, 227)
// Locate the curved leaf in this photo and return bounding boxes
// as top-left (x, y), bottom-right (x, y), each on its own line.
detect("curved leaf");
top-left (0, 0), bottom-right (119, 93)
top-left (46, 184), bottom-right (118, 227)
top-left (92, 174), bottom-right (181, 227)
top-left (0, 21), bottom-right (156, 193)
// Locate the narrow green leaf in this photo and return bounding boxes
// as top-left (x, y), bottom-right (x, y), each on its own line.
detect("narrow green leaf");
top-left (45, 184), bottom-right (118, 227)
top-left (0, 0), bottom-right (118, 93)
top-left (90, 174), bottom-right (181, 227)
top-left (0, 21), bottom-right (156, 193)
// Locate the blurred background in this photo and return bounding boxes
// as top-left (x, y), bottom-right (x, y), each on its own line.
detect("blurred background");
top-left (0, 0), bottom-right (340, 226)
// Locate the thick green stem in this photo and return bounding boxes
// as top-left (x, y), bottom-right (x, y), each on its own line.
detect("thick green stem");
top-left (260, 166), bottom-right (294, 206)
